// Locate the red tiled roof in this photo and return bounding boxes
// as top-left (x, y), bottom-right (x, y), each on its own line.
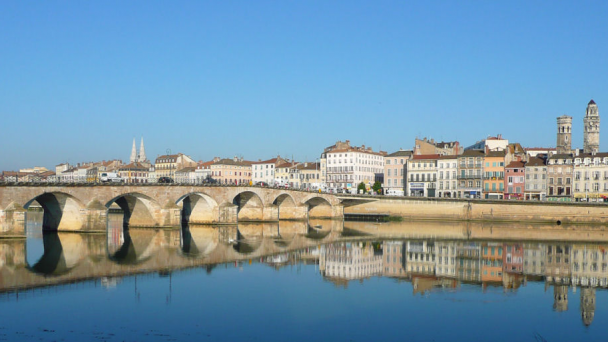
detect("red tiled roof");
top-left (412, 154), bottom-right (440, 160)
top-left (252, 158), bottom-right (278, 165)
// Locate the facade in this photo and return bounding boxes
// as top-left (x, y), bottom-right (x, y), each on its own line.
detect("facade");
top-left (194, 160), bottom-right (215, 183)
top-left (324, 140), bottom-right (386, 192)
top-left (437, 156), bottom-right (458, 198)
top-left (481, 242), bottom-right (503, 284)
top-left (545, 244), bottom-right (571, 285)
top-left (118, 162), bottom-right (149, 184)
top-left (546, 154), bottom-right (573, 201)
top-left (320, 242), bottom-right (383, 283)
top-left (275, 161), bottom-right (298, 186)
top-left (573, 153), bottom-right (608, 202)
top-left (557, 115), bottom-right (573, 154)
top-left (155, 153), bottom-right (197, 179)
top-left (251, 156), bottom-right (286, 185)
top-left (456, 242), bottom-right (482, 282)
top-left (503, 243), bottom-right (524, 274)
top-left (523, 243), bottom-right (545, 276)
top-left (524, 157), bottom-right (547, 200)
top-left (209, 157), bottom-right (253, 185)
top-left (504, 161), bottom-right (525, 200)
top-left (383, 150), bottom-right (412, 192)
top-left (405, 240), bottom-right (436, 275)
top-left (383, 241), bottom-right (406, 277)
top-left (571, 244), bottom-right (607, 288)
top-left (583, 100), bottom-right (600, 154)
top-left (295, 162), bottom-right (321, 189)
top-left (435, 241), bottom-right (456, 278)
top-left (406, 154), bottom-right (439, 197)
top-left (483, 150), bottom-right (505, 199)
top-left (174, 167), bottom-right (197, 183)
top-left (457, 149), bottom-right (484, 199)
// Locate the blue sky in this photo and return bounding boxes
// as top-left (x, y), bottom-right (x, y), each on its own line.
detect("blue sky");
top-left (1, 1), bottom-right (607, 170)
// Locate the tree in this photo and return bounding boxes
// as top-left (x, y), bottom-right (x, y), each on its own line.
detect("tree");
top-left (372, 181), bottom-right (382, 194)
top-left (357, 182), bottom-right (366, 194)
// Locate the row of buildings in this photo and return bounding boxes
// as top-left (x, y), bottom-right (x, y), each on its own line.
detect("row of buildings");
top-left (319, 239), bottom-right (605, 326)
top-left (2, 100), bottom-right (605, 201)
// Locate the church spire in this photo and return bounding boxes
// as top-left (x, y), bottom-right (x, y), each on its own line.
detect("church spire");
top-left (138, 137), bottom-right (147, 162)
top-left (130, 138), bottom-right (137, 163)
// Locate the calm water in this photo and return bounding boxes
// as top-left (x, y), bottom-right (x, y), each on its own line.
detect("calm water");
top-left (0, 212), bottom-right (606, 341)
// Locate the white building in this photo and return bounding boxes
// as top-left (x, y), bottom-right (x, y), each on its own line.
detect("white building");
top-left (573, 152), bottom-right (608, 202)
top-left (251, 156), bottom-right (286, 185)
top-left (406, 240), bottom-right (436, 275)
top-left (324, 140), bottom-right (386, 192)
top-left (320, 242), bottom-right (383, 282)
top-left (437, 155), bottom-right (458, 198)
top-left (406, 154), bottom-right (439, 197)
top-left (435, 241), bottom-right (457, 278)
top-left (465, 135), bottom-right (509, 152)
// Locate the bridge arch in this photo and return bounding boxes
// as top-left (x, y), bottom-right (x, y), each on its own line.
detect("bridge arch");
top-left (24, 192), bottom-right (86, 231)
top-left (302, 195), bottom-right (334, 219)
top-left (180, 225), bottom-right (218, 258)
top-left (26, 233), bottom-right (89, 276)
top-left (107, 228), bottom-right (163, 265)
top-left (176, 192), bottom-right (219, 225)
top-left (106, 192), bottom-right (162, 228)
top-left (272, 193), bottom-right (299, 220)
top-left (233, 191), bottom-right (265, 221)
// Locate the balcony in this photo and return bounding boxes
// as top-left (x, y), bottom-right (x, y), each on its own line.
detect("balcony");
top-left (457, 174), bottom-right (482, 180)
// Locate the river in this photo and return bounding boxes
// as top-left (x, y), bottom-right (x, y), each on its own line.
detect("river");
top-left (0, 212), bottom-right (606, 341)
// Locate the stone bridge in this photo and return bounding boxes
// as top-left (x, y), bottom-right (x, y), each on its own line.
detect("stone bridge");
top-left (0, 185), bottom-right (344, 237)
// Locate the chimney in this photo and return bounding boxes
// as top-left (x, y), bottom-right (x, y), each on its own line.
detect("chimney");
top-left (575, 149), bottom-right (580, 157)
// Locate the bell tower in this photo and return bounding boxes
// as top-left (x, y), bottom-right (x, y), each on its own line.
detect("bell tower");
top-left (556, 115), bottom-right (572, 154)
top-left (583, 100), bottom-right (600, 154)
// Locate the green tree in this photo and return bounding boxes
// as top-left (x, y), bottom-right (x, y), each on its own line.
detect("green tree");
top-left (372, 181), bottom-right (382, 194)
top-left (357, 182), bottom-right (366, 194)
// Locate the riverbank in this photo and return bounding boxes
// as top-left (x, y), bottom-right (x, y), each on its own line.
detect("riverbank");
top-left (344, 196), bottom-right (608, 225)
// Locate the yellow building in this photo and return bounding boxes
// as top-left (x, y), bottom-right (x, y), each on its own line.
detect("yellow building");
top-left (155, 153), bottom-right (196, 179)
top-left (118, 162), bottom-right (149, 184)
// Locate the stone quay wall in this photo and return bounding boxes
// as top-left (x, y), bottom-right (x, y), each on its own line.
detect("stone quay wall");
top-left (344, 196), bottom-right (608, 225)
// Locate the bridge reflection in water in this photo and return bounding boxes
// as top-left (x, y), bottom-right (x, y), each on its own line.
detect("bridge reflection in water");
top-left (4, 212), bottom-right (608, 328)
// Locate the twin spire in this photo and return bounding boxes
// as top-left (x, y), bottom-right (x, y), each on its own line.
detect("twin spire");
top-left (130, 137), bottom-right (148, 163)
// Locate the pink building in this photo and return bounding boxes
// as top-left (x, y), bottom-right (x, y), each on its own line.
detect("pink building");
top-left (503, 243), bottom-right (524, 274)
top-left (504, 161), bottom-right (525, 200)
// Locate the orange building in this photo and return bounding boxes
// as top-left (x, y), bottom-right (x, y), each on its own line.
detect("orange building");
top-left (483, 150), bottom-right (506, 199)
top-left (481, 242), bottom-right (503, 284)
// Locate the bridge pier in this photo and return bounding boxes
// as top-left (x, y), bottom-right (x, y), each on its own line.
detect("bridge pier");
top-left (263, 205), bottom-right (279, 222)
top-left (161, 201), bottom-right (181, 227)
top-left (278, 205), bottom-right (309, 221)
top-left (0, 202), bottom-right (26, 237)
top-left (219, 203), bottom-right (238, 224)
top-left (81, 200), bottom-right (108, 232)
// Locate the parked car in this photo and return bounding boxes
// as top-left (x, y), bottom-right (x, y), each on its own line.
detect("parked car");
top-left (158, 177), bottom-right (174, 184)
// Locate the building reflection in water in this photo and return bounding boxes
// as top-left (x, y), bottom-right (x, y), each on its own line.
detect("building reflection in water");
top-left (5, 211), bottom-right (608, 327)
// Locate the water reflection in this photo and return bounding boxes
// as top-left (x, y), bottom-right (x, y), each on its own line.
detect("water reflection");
top-left (5, 212), bottom-right (608, 328)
